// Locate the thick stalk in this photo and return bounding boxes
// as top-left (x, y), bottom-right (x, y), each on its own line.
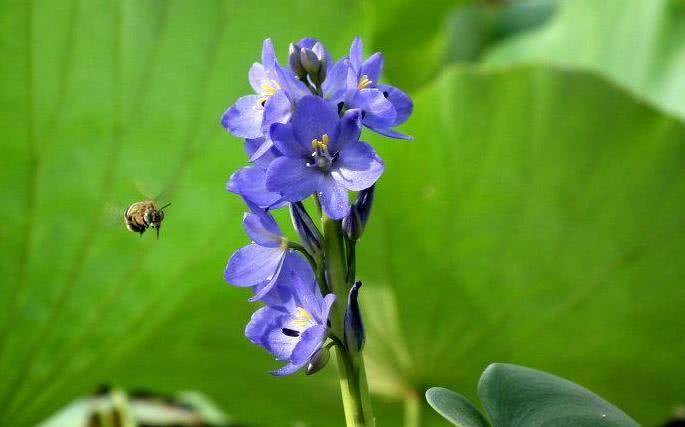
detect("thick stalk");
top-left (403, 389), bottom-right (421, 427)
top-left (322, 217), bottom-right (374, 427)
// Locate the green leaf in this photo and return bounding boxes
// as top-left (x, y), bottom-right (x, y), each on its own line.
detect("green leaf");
top-left (485, 0), bottom-right (685, 119)
top-left (360, 63), bottom-right (685, 425)
top-left (426, 387), bottom-right (490, 427)
top-left (477, 363), bottom-right (639, 426)
top-left (0, 1), bottom-right (371, 425)
top-left (367, 0), bottom-right (470, 91)
top-left (444, 0), bottom-right (559, 64)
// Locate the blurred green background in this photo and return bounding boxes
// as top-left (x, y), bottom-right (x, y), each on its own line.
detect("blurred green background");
top-left (1, 0), bottom-right (685, 425)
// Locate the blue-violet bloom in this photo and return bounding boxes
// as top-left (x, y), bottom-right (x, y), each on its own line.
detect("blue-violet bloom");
top-left (221, 39), bottom-right (310, 160)
top-left (266, 95), bottom-right (384, 219)
top-left (245, 254), bottom-right (336, 376)
top-left (225, 207), bottom-right (299, 301)
top-left (339, 37), bottom-right (413, 139)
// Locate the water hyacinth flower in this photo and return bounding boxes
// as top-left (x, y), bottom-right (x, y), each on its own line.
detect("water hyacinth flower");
top-left (221, 36), bottom-right (412, 425)
top-left (245, 255), bottom-right (336, 376)
top-left (267, 96), bottom-right (384, 219)
top-left (225, 207), bottom-right (298, 301)
top-left (221, 39), bottom-right (310, 160)
top-left (336, 37), bottom-right (413, 139)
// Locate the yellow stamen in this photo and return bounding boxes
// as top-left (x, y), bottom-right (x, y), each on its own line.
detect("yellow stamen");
top-left (279, 237), bottom-right (288, 250)
top-left (257, 80), bottom-right (282, 105)
top-left (357, 74), bottom-right (372, 90)
top-left (311, 134), bottom-right (330, 151)
top-left (292, 307), bottom-right (314, 328)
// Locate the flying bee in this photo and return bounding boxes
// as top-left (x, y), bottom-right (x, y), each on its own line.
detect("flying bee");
top-left (124, 200), bottom-right (171, 238)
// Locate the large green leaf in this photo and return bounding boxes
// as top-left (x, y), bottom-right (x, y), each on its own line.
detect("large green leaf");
top-left (478, 363), bottom-right (639, 426)
top-left (485, 0), bottom-right (685, 119)
top-left (359, 64), bottom-right (685, 425)
top-left (0, 0), bottom-right (371, 425)
top-left (366, 0), bottom-right (469, 91)
top-left (2, 1), bottom-right (685, 426)
top-left (426, 387), bottom-right (490, 427)
top-left (425, 364), bottom-right (638, 426)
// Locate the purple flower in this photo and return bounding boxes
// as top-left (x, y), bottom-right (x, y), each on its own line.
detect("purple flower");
top-left (225, 207), bottom-right (300, 301)
top-left (245, 254), bottom-right (336, 376)
top-left (221, 39), bottom-right (310, 160)
top-left (227, 138), bottom-right (284, 210)
top-left (266, 96), bottom-right (384, 219)
top-left (327, 37), bottom-right (413, 139)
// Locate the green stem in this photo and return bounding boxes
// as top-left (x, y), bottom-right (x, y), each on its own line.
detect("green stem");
top-left (322, 216), bottom-right (374, 427)
top-left (287, 241), bottom-right (318, 272)
top-left (403, 390), bottom-right (421, 427)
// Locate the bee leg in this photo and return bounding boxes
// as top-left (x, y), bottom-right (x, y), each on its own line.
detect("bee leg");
top-left (156, 227), bottom-right (160, 239)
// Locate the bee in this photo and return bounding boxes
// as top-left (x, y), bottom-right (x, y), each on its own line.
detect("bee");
top-left (124, 201), bottom-right (171, 238)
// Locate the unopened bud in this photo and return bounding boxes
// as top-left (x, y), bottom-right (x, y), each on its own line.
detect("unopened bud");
top-left (342, 185), bottom-right (375, 241)
top-left (306, 346), bottom-right (330, 375)
top-left (344, 281), bottom-right (365, 352)
top-left (299, 48), bottom-right (322, 84)
top-left (290, 202), bottom-right (322, 256)
top-left (288, 43), bottom-right (307, 80)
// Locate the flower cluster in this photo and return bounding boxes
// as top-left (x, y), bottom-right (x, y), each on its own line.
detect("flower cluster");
top-left (222, 37), bottom-right (412, 376)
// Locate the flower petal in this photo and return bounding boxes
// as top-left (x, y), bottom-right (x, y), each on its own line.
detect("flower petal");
top-left (280, 254), bottom-right (321, 314)
top-left (331, 109), bottom-right (362, 153)
top-left (224, 243), bottom-right (284, 286)
top-left (250, 251), bottom-right (303, 303)
top-left (332, 141), bottom-right (384, 192)
top-left (245, 306), bottom-right (285, 346)
top-left (271, 362), bottom-right (305, 377)
top-left (317, 176), bottom-right (350, 219)
top-left (251, 278), bottom-right (294, 307)
top-left (367, 126), bottom-right (413, 140)
top-left (349, 37), bottom-right (363, 74)
top-left (247, 138), bottom-right (275, 163)
top-left (274, 63), bottom-right (310, 101)
top-left (319, 293), bottom-right (337, 324)
top-left (262, 90), bottom-right (293, 137)
top-left (261, 38), bottom-right (277, 70)
top-left (378, 84), bottom-right (413, 126)
top-left (227, 166), bottom-right (283, 209)
top-left (361, 52), bottom-right (383, 84)
top-left (290, 325), bottom-right (327, 365)
top-left (221, 94), bottom-right (264, 139)
top-left (266, 157), bottom-right (320, 202)
top-left (291, 96), bottom-right (339, 145)
top-left (265, 328), bottom-right (299, 361)
top-left (322, 58), bottom-right (350, 103)
top-left (248, 62), bottom-right (268, 93)
top-left (270, 122), bottom-right (309, 158)
top-left (243, 211), bottom-right (282, 247)
top-left (352, 89), bottom-right (396, 130)
top-left (249, 256), bottom-right (286, 302)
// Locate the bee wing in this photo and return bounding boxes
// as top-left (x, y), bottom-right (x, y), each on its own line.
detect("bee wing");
top-left (134, 181), bottom-right (172, 209)
top-left (104, 202), bottom-right (129, 229)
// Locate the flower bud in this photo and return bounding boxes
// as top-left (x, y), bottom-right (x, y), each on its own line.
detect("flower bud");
top-left (288, 43), bottom-right (307, 80)
top-left (306, 346), bottom-right (331, 375)
top-left (344, 281), bottom-right (365, 352)
top-left (342, 185), bottom-right (375, 241)
top-left (289, 40), bottom-right (328, 86)
top-left (290, 202), bottom-right (323, 256)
